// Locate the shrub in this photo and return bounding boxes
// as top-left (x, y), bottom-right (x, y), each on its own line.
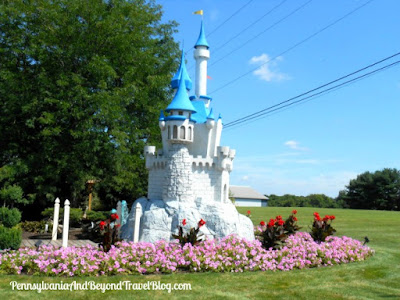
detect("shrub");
top-left (85, 210), bottom-right (108, 222)
top-left (99, 213), bottom-right (121, 252)
top-left (19, 220), bottom-right (46, 233)
top-left (0, 207), bottom-right (21, 228)
top-left (310, 212), bottom-right (336, 242)
top-left (284, 210), bottom-right (302, 234)
top-left (41, 207), bottom-right (83, 227)
top-left (0, 225), bottom-right (22, 250)
top-left (256, 211), bottom-right (301, 250)
top-left (172, 219), bottom-right (206, 247)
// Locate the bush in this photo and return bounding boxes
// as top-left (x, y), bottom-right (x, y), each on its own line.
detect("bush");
top-left (172, 219), bottom-right (206, 247)
top-left (256, 210), bottom-right (301, 250)
top-left (310, 212), bottom-right (336, 242)
top-left (41, 207), bottom-right (83, 227)
top-left (0, 207), bottom-right (21, 228)
top-left (85, 210), bottom-right (108, 222)
top-left (0, 225), bottom-right (22, 250)
top-left (20, 220), bottom-right (47, 233)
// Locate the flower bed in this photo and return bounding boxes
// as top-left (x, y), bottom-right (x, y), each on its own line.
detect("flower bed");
top-left (0, 232), bottom-right (373, 276)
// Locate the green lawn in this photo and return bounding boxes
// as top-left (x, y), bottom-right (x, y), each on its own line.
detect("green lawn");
top-left (1, 207), bottom-right (399, 299)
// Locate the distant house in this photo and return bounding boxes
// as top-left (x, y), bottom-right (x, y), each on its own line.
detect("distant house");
top-left (230, 186), bottom-right (268, 207)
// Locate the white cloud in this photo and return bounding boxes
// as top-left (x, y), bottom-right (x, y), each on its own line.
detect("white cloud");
top-left (284, 140), bottom-right (308, 151)
top-left (241, 175), bottom-right (249, 181)
top-left (249, 53), bottom-right (289, 82)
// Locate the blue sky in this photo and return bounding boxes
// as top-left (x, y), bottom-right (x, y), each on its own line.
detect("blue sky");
top-left (159, 0), bottom-right (400, 197)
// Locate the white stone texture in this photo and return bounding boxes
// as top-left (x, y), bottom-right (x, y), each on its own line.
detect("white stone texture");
top-left (120, 197), bottom-right (254, 243)
top-left (162, 144), bottom-right (194, 202)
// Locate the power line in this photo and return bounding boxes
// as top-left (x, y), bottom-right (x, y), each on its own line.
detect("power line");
top-left (212, 0), bottom-right (288, 55)
top-left (185, 0), bottom-right (254, 58)
top-left (210, 0), bottom-right (312, 68)
top-left (208, 0), bottom-right (255, 37)
top-left (224, 51), bottom-right (400, 127)
top-left (209, 0), bottom-right (374, 95)
top-left (224, 55), bottom-right (400, 129)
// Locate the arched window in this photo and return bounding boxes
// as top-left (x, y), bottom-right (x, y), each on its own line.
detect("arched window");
top-left (173, 125), bottom-right (177, 139)
top-left (167, 126), bottom-right (171, 139)
top-left (188, 126), bottom-right (192, 140)
top-left (180, 126), bottom-right (185, 139)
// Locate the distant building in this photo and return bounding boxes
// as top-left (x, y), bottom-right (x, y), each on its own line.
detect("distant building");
top-left (230, 186), bottom-right (268, 207)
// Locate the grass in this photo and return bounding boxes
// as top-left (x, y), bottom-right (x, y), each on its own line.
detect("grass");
top-left (1, 207), bottom-right (399, 299)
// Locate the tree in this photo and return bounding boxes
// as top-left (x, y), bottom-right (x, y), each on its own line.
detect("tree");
top-left (267, 194), bottom-right (340, 208)
top-left (342, 168), bottom-right (400, 210)
top-left (0, 0), bottom-right (180, 217)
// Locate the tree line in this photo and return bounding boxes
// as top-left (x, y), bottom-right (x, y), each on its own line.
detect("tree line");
top-left (267, 168), bottom-right (400, 211)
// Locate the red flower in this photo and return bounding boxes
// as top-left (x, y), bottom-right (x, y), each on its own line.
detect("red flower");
top-left (260, 221), bottom-right (266, 226)
top-left (110, 213), bottom-right (119, 221)
top-left (313, 212), bottom-right (320, 217)
top-left (323, 216), bottom-right (329, 222)
top-left (247, 210), bottom-right (251, 215)
top-left (277, 219), bottom-right (285, 226)
top-left (292, 210), bottom-right (297, 214)
top-left (182, 219), bottom-right (187, 226)
top-left (276, 215), bottom-right (282, 220)
top-left (330, 215), bottom-right (336, 220)
top-left (99, 221), bottom-right (106, 230)
top-left (267, 218), bottom-right (275, 227)
top-left (315, 215), bottom-right (321, 221)
top-left (198, 219), bottom-right (206, 227)
top-left (293, 216), bottom-right (298, 222)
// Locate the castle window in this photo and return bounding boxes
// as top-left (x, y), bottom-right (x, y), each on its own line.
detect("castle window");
top-left (178, 111), bottom-right (183, 116)
top-left (188, 126), bottom-right (192, 140)
top-left (173, 125), bottom-right (177, 139)
top-left (168, 126), bottom-right (171, 139)
top-left (180, 126), bottom-right (185, 139)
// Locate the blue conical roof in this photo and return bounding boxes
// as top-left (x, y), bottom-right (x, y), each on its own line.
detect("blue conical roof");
top-left (171, 50), bottom-right (192, 90)
top-left (166, 74), bottom-right (197, 113)
top-left (195, 21), bottom-right (209, 49)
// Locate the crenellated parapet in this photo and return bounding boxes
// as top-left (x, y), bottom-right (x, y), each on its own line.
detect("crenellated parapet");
top-left (144, 146), bottom-right (167, 170)
top-left (216, 146), bottom-right (235, 172)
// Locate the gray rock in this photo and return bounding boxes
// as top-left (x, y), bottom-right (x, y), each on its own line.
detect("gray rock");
top-left (120, 197), bottom-right (255, 242)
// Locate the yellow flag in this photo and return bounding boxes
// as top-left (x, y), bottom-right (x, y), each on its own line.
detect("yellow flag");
top-left (193, 10), bottom-right (203, 15)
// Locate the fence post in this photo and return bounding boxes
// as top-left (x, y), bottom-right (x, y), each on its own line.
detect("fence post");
top-left (52, 198), bottom-right (60, 241)
top-left (62, 199), bottom-right (70, 248)
top-left (133, 202), bottom-right (142, 243)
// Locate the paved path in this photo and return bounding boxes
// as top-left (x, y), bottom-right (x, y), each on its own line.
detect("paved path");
top-left (21, 239), bottom-right (98, 248)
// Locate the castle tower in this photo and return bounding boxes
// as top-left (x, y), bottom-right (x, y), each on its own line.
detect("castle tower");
top-left (127, 19), bottom-right (255, 243)
top-left (194, 21), bottom-right (210, 106)
top-left (162, 72), bottom-right (196, 203)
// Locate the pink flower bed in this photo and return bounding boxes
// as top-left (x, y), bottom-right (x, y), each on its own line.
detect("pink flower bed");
top-left (0, 232), bottom-right (373, 276)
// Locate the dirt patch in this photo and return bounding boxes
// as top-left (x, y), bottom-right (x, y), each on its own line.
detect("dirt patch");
top-left (22, 228), bottom-right (84, 240)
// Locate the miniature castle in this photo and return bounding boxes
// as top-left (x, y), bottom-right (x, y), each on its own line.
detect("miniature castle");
top-left (121, 21), bottom-right (254, 243)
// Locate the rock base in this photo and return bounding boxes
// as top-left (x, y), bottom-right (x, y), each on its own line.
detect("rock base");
top-left (120, 197), bottom-right (254, 243)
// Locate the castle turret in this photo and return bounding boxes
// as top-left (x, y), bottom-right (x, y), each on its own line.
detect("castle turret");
top-left (171, 50), bottom-right (192, 91)
top-left (194, 21), bottom-right (210, 104)
top-left (165, 70), bottom-right (196, 144)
